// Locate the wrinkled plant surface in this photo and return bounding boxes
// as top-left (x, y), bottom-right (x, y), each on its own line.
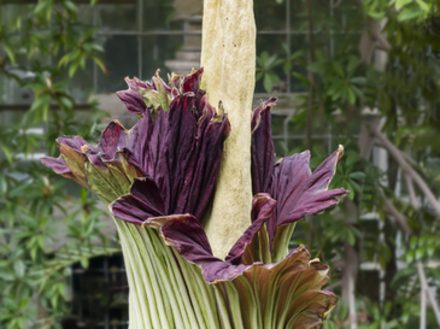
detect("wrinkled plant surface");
top-left (43, 69), bottom-right (345, 329)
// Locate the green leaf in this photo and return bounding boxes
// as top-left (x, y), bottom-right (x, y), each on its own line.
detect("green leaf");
top-left (62, 98), bottom-right (74, 111)
top-left (3, 46), bottom-right (16, 64)
top-left (13, 260), bottom-right (25, 278)
top-left (93, 56), bottom-right (107, 73)
top-left (395, 0), bottom-right (412, 10)
top-left (415, 0), bottom-right (430, 12)
top-left (347, 87), bottom-right (356, 105)
top-left (263, 74), bottom-right (274, 92)
top-left (80, 257), bottom-right (89, 268)
top-left (0, 176), bottom-right (8, 195)
top-left (1, 146), bottom-right (13, 165)
top-left (58, 53), bottom-right (72, 67)
top-left (292, 71), bottom-right (309, 87)
top-left (398, 8), bottom-right (422, 21)
top-left (63, 0), bottom-right (78, 15)
top-left (349, 171), bottom-right (366, 181)
top-left (68, 62), bottom-right (79, 77)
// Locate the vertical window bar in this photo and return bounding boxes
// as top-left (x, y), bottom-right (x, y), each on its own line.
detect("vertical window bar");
top-left (286, 0), bottom-right (291, 93)
top-left (93, 5), bottom-right (98, 92)
top-left (137, 0), bottom-right (143, 78)
top-left (104, 257), bottom-right (110, 329)
top-left (329, 0), bottom-right (335, 57)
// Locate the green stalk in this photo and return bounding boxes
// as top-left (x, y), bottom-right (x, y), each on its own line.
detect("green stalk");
top-left (162, 249), bottom-right (202, 328)
top-left (214, 287), bottom-right (233, 329)
top-left (115, 219), bottom-right (227, 329)
top-left (264, 271), bottom-right (281, 329)
top-left (126, 225), bottom-right (173, 328)
top-left (258, 225), bottom-right (272, 264)
top-left (234, 276), bottom-right (261, 328)
top-left (140, 228), bottom-right (193, 328)
top-left (115, 221), bottom-right (152, 328)
top-left (186, 262), bottom-right (221, 328)
top-left (118, 221), bottom-right (168, 328)
top-left (223, 282), bottom-right (245, 329)
top-left (272, 223), bottom-right (296, 262)
top-left (174, 250), bottom-right (212, 328)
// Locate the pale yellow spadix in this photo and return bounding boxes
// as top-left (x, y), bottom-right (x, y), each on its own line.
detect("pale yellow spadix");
top-left (201, 0), bottom-right (256, 258)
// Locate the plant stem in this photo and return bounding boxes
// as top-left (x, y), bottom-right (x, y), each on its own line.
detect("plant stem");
top-left (201, 0), bottom-right (256, 259)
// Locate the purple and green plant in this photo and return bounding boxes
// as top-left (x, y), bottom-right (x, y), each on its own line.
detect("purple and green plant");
top-left (42, 2), bottom-right (346, 328)
top-left (42, 68), bottom-right (345, 328)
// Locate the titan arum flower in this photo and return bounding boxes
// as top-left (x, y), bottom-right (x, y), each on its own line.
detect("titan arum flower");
top-left (42, 68), bottom-right (345, 329)
top-left (42, 2), bottom-right (344, 328)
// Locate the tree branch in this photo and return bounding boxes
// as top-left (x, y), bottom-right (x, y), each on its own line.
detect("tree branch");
top-left (417, 261), bottom-right (440, 326)
top-left (383, 197), bottom-right (411, 233)
top-left (370, 126), bottom-right (440, 217)
top-left (404, 174), bottom-right (418, 208)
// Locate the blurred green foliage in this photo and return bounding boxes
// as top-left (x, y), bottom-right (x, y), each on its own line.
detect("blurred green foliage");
top-left (0, 1), bottom-right (117, 328)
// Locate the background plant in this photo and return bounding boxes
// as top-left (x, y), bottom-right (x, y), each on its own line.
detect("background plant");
top-left (0, 1), bottom-right (117, 328)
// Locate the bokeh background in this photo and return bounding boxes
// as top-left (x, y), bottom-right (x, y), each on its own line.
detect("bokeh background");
top-left (1, 1), bottom-right (440, 328)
